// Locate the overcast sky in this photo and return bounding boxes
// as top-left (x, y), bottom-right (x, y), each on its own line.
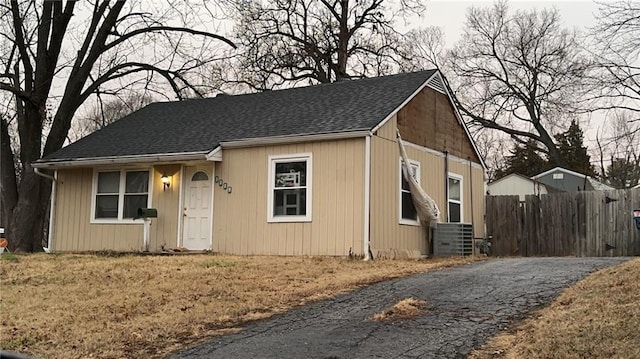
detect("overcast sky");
top-left (420, 0), bottom-right (599, 47)
top-left (415, 0), bottom-right (614, 161)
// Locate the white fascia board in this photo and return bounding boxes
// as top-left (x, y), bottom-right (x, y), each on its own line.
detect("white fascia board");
top-left (32, 151), bottom-right (208, 169)
top-left (206, 146), bottom-right (222, 161)
top-left (220, 130), bottom-right (369, 148)
top-left (438, 72), bottom-right (489, 172)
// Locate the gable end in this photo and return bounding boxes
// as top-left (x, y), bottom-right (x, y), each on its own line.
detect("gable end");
top-left (426, 73), bottom-right (447, 94)
top-left (396, 87), bottom-right (481, 164)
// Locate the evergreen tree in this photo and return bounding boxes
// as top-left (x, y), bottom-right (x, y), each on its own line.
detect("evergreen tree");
top-left (554, 120), bottom-right (596, 176)
top-left (495, 140), bottom-right (550, 178)
top-left (606, 158), bottom-right (640, 189)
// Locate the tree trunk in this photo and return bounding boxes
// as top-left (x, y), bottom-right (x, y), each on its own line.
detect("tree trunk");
top-left (535, 123), bottom-right (565, 168)
top-left (336, 0), bottom-right (349, 81)
top-left (1, 117), bottom-right (18, 230)
top-left (8, 89), bottom-right (48, 251)
top-left (9, 165), bottom-right (48, 252)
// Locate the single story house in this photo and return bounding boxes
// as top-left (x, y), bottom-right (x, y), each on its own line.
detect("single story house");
top-left (487, 173), bottom-right (550, 201)
top-left (532, 167), bottom-right (614, 192)
top-left (33, 70), bottom-right (486, 258)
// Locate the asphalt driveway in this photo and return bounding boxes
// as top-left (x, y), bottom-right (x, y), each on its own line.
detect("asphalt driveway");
top-left (169, 257), bottom-right (630, 359)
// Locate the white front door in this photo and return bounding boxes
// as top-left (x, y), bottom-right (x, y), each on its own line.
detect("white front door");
top-left (182, 167), bottom-right (212, 250)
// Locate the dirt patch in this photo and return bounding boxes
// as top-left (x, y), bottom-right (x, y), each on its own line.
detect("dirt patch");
top-left (469, 258), bottom-right (640, 359)
top-left (371, 297), bottom-right (428, 321)
top-left (0, 253), bottom-right (481, 359)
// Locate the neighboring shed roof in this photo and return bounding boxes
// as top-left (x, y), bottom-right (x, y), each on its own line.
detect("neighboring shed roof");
top-left (532, 167), bottom-right (614, 191)
top-left (488, 173), bottom-right (534, 186)
top-left (39, 70), bottom-right (438, 163)
top-left (587, 178), bottom-right (615, 191)
top-left (487, 172), bottom-right (562, 194)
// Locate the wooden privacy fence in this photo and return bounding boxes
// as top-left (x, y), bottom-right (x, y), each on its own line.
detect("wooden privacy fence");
top-left (486, 189), bottom-right (640, 257)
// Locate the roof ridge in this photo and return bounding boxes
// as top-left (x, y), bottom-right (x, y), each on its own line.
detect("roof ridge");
top-left (174, 69), bottom-right (439, 103)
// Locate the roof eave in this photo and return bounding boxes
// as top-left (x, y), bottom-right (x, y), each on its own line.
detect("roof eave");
top-left (32, 151), bottom-right (209, 169)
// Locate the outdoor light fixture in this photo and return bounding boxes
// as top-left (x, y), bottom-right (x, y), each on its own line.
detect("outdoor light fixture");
top-left (161, 174), bottom-right (171, 191)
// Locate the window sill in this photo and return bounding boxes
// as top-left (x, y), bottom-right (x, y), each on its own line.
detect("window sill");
top-left (399, 219), bottom-right (421, 227)
top-left (268, 215), bottom-right (312, 223)
top-left (90, 219), bottom-right (146, 225)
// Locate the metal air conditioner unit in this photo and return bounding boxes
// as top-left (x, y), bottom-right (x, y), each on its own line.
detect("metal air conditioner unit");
top-left (433, 223), bottom-right (473, 256)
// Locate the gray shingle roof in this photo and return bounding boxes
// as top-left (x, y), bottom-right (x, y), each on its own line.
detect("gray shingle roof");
top-left (41, 70), bottom-right (437, 162)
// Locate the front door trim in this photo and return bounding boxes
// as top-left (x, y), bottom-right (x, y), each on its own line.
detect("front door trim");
top-left (176, 165), bottom-right (184, 247)
top-left (180, 165), bottom-right (214, 250)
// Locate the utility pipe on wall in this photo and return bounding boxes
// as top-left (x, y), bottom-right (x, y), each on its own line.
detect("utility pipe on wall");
top-left (468, 157), bottom-right (475, 252)
top-left (469, 158), bottom-right (475, 223)
top-left (34, 167), bottom-right (57, 252)
top-left (444, 150), bottom-right (449, 222)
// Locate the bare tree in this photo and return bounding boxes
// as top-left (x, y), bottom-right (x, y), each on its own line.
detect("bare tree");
top-left (595, 111), bottom-right (640, 187)
top-left (0, 1), bottom-right (234, 252)
top-left (444, 1), bottom-right (591, 167)
top-left (470, 129), bottom-right (509, 181)
top-left (590, 0), bottom-right (640, 116)
top-left (220, 0), bottom-right (425, 90)
top-left (397, 26), bottom-right (446, 71)
top-left (69, 93), bottom-right (155, 141)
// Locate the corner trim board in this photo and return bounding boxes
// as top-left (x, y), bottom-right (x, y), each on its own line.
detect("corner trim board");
top-left (363, 135), bottom-right (372, 260)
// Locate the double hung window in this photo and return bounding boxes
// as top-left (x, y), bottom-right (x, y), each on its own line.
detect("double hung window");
top-left (399, 159), bottom-right (420, 225)
top-left (268, 154), bottom-right (312, 222)
top-left (448, 174), bottom-right (462, 223)
top-left (93, 170), bottom-right (150, 221)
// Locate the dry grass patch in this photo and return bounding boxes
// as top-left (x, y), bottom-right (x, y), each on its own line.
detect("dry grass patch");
top-left (469, 258), bottom-right (640, 359)
top-left (371, 297), bottom-right (429, 321)
top-left (0, 253), bottom-right (482, 359)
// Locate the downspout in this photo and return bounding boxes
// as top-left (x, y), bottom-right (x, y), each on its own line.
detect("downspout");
top-left (34, 167), bottom-right (55, 181)
top-left (34, 167), bottom-right (56, 252)
top-left (468, 157), bottom-right (474, 225)
top-left (444, 150), bottom-right (449, 222)
top-left (363, 134), bottom-right (372, 260)
top-left (468, 157), bottom-right (475, 253)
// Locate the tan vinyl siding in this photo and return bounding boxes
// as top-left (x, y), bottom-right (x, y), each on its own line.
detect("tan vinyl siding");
top-left (376, 113), bottom-right (398, 140)
top-left (370, 116), bottom-right (485, 258)
top-left (53, 166), bottom-right (181, 252)
top-left (212, 138), bottom-right (365, 256)
top-left (151, 164), bottom-right (181, 249)
top-left (447, 160), bottom-right (486, 241)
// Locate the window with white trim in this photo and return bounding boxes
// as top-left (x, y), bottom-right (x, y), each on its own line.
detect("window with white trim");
top-left (268, 154), bottom-right (312, 222)
top-left (93, 169), bottom-right (150, 221)
top-left (448, 173), bottom-right (462, 223)
top-left (399, 158), bottom-right (420, 225)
